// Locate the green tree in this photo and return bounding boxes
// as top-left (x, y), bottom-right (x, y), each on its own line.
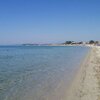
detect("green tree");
top-left (65, 41), bottom-right (72, 44)
top-left (89, 40), bottom-right (95, 44)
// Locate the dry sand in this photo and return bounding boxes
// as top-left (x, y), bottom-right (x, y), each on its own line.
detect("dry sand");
top-left (67, 46), bottom-right (100, 100)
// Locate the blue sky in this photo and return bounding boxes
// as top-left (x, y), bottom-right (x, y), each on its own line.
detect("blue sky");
top-left (0, 0), bottom-right (100, 44)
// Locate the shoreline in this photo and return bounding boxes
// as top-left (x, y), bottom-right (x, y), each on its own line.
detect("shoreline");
top-left (67, 46), bottom-right (100, 100)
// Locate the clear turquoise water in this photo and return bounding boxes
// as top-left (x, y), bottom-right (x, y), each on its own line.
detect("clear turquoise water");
top-left (0, 46), bottom-right (89, 100)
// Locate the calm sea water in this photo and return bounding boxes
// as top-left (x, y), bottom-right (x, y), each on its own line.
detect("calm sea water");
top-left (0, 46), bottom-right (89, 100)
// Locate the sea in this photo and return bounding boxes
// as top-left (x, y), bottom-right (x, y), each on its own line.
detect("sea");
top-left (0, 46), bottom-right (89, 100)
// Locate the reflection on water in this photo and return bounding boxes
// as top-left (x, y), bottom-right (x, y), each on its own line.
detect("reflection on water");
top-left (0, 46), bottom-right (88, 100)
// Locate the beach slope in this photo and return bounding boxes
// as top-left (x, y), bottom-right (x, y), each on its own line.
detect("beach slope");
top-left (67, 47), bottom-right (100, 100)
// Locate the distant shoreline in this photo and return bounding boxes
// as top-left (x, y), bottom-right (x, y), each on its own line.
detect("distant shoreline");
top-left (0, 43), bottom-right (99, 48)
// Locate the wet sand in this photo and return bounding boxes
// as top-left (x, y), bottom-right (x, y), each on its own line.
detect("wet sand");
top-left (67, 46), bottom-right (100, 100)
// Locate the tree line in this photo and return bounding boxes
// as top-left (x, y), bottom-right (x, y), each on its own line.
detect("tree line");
top-left (64, 40), bottom-right (99, 45)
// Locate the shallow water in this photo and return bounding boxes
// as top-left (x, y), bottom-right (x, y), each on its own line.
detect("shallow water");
top-left (0, 46), bottom-right (89, 100)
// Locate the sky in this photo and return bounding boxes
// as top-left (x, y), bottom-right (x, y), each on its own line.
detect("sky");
top-left (0, 0), bottom-right (100, 44)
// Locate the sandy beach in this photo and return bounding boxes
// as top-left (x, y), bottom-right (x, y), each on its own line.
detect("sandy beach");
top-left (67, 46), bottom-right (100, 100)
